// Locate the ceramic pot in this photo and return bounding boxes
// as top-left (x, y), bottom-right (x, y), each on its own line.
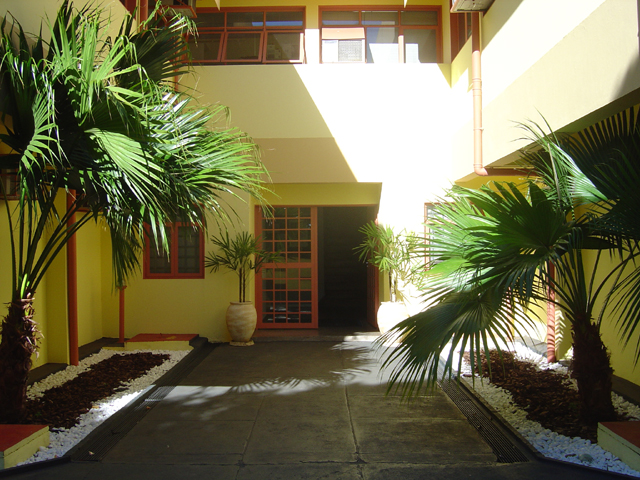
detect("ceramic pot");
top-left (376, 301), bottom-right (410, 335)
top-left (226, 302), bottom-right (257, 346)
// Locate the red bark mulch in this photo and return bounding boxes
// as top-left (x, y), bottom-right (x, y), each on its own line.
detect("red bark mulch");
top-left (467, 350), bottom-right (629, 443)
top-left (24, 352), bottom-right (169, 429)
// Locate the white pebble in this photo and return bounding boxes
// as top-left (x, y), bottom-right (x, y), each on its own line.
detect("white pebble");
top-left (458, 342), bottom-right (640, 477)
top-left (18, 349), bottom-right (189, 465)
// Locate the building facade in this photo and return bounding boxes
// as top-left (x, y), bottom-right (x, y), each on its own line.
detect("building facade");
top-left (1, 0), bottom-right (639, 384)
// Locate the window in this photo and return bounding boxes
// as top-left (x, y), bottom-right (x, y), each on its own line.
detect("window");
top-left (0, 169), bottom-right (18, 200)
top-left (188, 8), bottom-right (305, 64)
top-left (320, 6), bottom-right (441, 64)
top-left (144, 223), bottom-right (204, 279)
top-left (450, 11), bottom-right (472, 60)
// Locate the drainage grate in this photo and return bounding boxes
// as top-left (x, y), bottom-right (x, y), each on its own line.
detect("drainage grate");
top-left (69, 341), bottom-right (216, 462)
top-left (439, 378), bottom-right (530, 463)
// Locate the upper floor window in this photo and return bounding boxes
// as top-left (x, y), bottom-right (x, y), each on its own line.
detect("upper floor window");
top-left (320, 6), bottom-right (441, 64)
top-left (189, 8), bottom-right (306, 64)
top-left (144, 222), bottom-right (204, 279)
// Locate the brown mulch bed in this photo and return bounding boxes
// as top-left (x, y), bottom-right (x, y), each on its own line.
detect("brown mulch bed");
top-left (24, 352), bottom-right (169, 429)
top-left (466, 350), bottom-right (628, 443)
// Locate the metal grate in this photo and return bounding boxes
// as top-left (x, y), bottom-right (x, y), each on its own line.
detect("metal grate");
top-left (439, 378), bottom-right (530, 463)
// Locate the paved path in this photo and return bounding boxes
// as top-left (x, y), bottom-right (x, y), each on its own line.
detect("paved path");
top-left (2, 341), bottom-right (623, 479)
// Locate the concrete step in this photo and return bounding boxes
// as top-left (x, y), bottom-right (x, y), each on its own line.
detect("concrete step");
top-left (598, 421), bottom-right (640, 472)
top-left (0, 425), bottom-right (49, 469)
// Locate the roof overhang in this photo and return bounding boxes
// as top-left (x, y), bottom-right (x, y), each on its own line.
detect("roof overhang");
top-left (450, 0), bottom-right (495, 13)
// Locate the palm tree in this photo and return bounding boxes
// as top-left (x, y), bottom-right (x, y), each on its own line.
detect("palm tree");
top-left (382, 109), bottom-right (640, 426)
top-left (0, 2), bottom-right (269, 423)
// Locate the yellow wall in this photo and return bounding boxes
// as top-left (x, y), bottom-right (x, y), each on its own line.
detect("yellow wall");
top-left (451, 0), bottom-right (640, 182)
top-left (185, 62), bottom-right (454, 233)
top-left (120, 192), bottom-right (253, 343)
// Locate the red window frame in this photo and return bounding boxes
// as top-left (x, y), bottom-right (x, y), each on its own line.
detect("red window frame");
top-left (189, 7), bottom-right (306, 65)
top-left (319, 5), bottom-right (443, 64)
top-left (143, 222), bottom-right (205, 279)
top-left (0, 169), bottom-right (18, 200)
top-left (450, 11), bottom-right (472, 60)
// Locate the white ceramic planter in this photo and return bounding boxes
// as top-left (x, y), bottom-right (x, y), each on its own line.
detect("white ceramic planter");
top-left (226, 302), bottom-right (257, 346)
top-left (376, 301), bottom-right (410, 335)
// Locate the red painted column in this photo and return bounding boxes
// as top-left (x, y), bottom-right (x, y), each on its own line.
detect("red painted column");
top-left (546, 262), bottom-right (556, 363)
top-left (67, 190), bottom-right (79, 366)
top-left (119, 286), bottom-right (127, 343)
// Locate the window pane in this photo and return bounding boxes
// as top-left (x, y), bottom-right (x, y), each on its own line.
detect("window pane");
top-left (300, 230), bottom-right (311, 240)
top-left (266, 32), bottom-right (302, 61)
top-left (322, 11), bottom-right (359, 26)
top-left (323, 38), bottom-right (365, 62)
top-left (195, 12), bottom-right (224, 28)
top-left (225, 32), bottom-right (262, 60)
top-left (404, 29), bottom-right (437, 63)
top-left (266, 11), bottom-right (303, 27)
top-left (362, 11), bottom-right (398, 25)
top-left (227, 11), bottom-right (263, 27)
top-left (401, 10), bottom-right (438, 26)
top-left (149, 245), bottom-right (171, 274)
top-left (177, 226), bottom-right (201, 273)
top-left (188, 32), bottom-right (221, 61)
top-left (274, 207), bottom-right (286, 217)
top-left (366, 27), bottom-right (398, 63)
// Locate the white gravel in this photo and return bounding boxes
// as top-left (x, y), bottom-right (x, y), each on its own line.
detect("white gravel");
top-left (18, 348), bottom-right (189, 465)
top-left (457, 342), bottom-right (640, 476)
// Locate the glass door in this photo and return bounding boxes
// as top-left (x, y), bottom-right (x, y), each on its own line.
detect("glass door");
top-left (256, 206), bottom-right (318, 328)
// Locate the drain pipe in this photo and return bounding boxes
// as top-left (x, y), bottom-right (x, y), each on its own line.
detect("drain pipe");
top-left (471, 12), bottom-right (487, 177)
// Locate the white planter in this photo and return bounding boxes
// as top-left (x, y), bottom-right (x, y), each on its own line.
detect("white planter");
top-left (226, 302), bottom-right (257, 346)
top-left (376, 301), bottom-right (410, 335)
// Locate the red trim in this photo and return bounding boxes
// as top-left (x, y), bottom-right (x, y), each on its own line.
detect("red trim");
top-left (255, 206), bottom-right (318, 329)
top-left (66, 191), bottom-right (79, 366)
top-left (143, 223), bottom-right (205, 279)
top-left (118, 286), bottom-right (126, 343)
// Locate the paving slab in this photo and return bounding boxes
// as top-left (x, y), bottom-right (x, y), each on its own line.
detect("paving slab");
top-left (0, 339), bottom-right (627, 480)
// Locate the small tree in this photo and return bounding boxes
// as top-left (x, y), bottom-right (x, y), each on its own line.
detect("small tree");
top-left (0, 2), bottom-right (269, 423)
top-left (205, 232), bottom-right (280, 303)
top-left (382, 109), bottom-right (640, 426)
top-left (355, 222), bottom-right (414, 303)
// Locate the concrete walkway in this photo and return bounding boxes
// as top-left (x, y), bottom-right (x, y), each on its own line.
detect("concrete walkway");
top-left (2, 340), bottom-right (625, 479)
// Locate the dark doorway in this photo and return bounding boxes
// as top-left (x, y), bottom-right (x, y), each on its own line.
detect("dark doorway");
top-left (317, 206), bottom-right (377, 327)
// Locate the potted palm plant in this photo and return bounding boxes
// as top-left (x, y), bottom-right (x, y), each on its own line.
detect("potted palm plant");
top-left (206, 231), bottom-right (280, 345)
top-left (355, 222), bottom-right (414, 333)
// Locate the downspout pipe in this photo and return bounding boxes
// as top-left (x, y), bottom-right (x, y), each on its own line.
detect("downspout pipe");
top-left (469, 13), bottom-right (530, 178)
top-left (471, 12), bottom-right (487, 177)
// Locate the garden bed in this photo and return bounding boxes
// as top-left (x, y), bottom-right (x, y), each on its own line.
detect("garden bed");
top-left (17, 348), bottom-right (189, 465)
top-left (460, 345), bottom-right (640, 476)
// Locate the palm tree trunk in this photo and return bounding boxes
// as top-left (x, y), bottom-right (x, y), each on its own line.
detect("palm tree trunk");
top-left (0, 296), bottom-right (37, 424)
top-left (571, 317), bottom-right (616, 425)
